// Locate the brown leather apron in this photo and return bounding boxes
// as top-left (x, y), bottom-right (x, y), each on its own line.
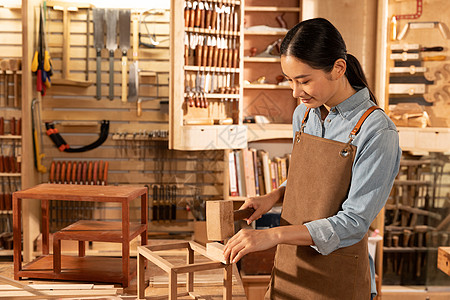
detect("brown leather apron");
top-left (267, 106), bottom-right (380, 300)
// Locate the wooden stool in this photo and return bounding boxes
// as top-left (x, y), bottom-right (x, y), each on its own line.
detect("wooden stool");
top-left (137, 241), bottom-right (232, 300)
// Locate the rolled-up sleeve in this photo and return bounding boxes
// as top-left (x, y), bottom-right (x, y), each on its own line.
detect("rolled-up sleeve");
top-left (304, 128), bottom-right (401, 255)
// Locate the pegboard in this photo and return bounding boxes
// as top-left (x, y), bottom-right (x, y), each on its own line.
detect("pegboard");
top-left (34, 7), bottom-right (225, 233)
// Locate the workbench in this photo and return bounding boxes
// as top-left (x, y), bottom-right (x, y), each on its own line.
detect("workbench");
top-left (13, 184), bottom-right (147, 287)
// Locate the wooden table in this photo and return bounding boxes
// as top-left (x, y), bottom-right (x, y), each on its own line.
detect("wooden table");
top-left (13, 184), bottom-right (148, 287)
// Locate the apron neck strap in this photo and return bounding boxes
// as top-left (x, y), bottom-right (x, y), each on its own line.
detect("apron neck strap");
top-left (300, 105), bottom-right (381, 136)
top-left (350, 106), bottom-right (381, 137)
top-left (300, 108), bottom-right (311, 132)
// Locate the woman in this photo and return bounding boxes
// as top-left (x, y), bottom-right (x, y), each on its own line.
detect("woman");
top-left (223, 18), bottom-right (401, 299)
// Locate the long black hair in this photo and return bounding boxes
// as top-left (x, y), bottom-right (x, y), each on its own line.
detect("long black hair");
top-left (280, 18), bottom-right (377, 104)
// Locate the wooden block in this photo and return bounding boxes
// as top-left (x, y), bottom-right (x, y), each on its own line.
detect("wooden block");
top-left (438, 247), bottom-right (450, 276)
top-left (206, 200), bottom-right (234, 241)
top-left (206, 242), bottom-right (227, 264)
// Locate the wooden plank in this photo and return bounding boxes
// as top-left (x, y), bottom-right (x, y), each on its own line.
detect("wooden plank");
top-left (0, 8), bottom-right (22, 19)
top-left (0, 46), bottom-right (22, 56)
top-left (206, 242), bottom-right (227, 263)
top-left (0, 20), bottom-right (22, 31)
top-left (44, 82), bottom-right (168, 97)
top-left (138, 246), bottom-right (174, 273)
top-left (0, 33), bottom-right (22, 44)
top-left (42, 97), bottom-right (163, 109)
top-left (42, 110), bottom-right (169, 122)
top-left (172, 261), bottom-right (225, 274)
top-left (0, 289), bottom-right (119, 298)
top-left (49, 46), bottom-right (170, 60)
top-left (48, 58), bottom-right (170, 73)
top-left (145, 241), bottom-right (190, 251)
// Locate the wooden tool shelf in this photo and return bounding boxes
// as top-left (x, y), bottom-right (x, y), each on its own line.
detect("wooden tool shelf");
top-left (244, 57), bottom-right (280, 63)
top-left (0, 173), bottom-right (21, 177)
top-left (0, 135), bottom-right (21, 139)
top-left (242, 0), bottom-right (301, 133)
top-left (245, 6), bottom-right (300, 13)
top-left (185, 27), bottom-right (240, 37)
top-left (170, 0), bottom-right (246, 150)
top-left (244, 31), bottom-right (288, 36)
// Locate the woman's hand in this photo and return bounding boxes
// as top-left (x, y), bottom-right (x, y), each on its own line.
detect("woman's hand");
top-left (241, 186), bottom-right (285, 225)
top-left (223, 227), bottom-right (279, 263)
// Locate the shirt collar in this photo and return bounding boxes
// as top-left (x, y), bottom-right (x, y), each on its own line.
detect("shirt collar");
top-left (311, 87), bottom-right (370, 120)
top-left (334, 87), bottom-right (370, 119)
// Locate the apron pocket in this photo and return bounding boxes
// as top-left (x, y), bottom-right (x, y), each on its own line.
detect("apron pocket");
top-left (270, 245), bottom-right (360, 300)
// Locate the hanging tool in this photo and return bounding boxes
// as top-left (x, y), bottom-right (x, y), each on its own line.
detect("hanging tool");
top-left (128, 14), bottom-right (139, 103)
top-left (119, 9), bottom-right (131, 103)
top-left (10, 59), bottom-right (21, 108)
top-left (390, 0), bottom-right (423, 40)
top-left (397, 21), bottom-right (450, 40)
top-left (139, 10), bottom-right (165, 48)
top-left (106, 8), bottom-right (119, 100)
top-left (85, 7), bottom-right (90, 82)
top-left (46, 1), bottom-right (92, 87)
top-left (31, 99), bottom-right (47, 173)
top-left (32, 4), bottom-right (52, 96)
top-left (93, 8), bottom-right (105, 100)
top-left (45, 120), bottom-right (109, 153)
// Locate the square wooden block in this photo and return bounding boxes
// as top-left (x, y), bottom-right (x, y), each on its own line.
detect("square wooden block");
top-left (137, 241), bottom-right (232, 300)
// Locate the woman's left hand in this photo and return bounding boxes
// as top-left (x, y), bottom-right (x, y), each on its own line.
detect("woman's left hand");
top-left (223, 228), bottom-right (279, 264)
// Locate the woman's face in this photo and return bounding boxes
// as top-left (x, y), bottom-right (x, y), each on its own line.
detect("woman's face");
top-left (281, 55), bottom-right (341, 109)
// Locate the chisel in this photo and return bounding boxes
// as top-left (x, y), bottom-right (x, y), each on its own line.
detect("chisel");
top-left (152, 185), bottom-right (158, 221)
top-left (71, 161), bottom-right (77, 184)
top-left (391, 44), bottom-right (444, 53)
top-left (185, 1), bottom-right (192, 28)
top-left (93, 161), bottom-right (98, 185)
top-left (106, 9), bottom-right (119, 100)
top-left (128, 15), bottom-right (139, 103)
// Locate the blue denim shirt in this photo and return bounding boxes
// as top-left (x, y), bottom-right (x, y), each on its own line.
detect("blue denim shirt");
top-left (285, 87), bottom-right (401, 296)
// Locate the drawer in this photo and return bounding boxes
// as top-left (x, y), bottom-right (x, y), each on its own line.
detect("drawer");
top-left (182, 126), bottom-right (216, 150)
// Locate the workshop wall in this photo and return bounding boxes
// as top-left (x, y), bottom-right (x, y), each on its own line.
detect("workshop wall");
top-left (34, 7), bottom-right (224, 233)
top-left (0, 7), bottom-right (22, 249)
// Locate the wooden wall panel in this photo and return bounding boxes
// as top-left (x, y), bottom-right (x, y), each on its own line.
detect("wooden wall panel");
top-left (39, 8), bottom-right (224, 232)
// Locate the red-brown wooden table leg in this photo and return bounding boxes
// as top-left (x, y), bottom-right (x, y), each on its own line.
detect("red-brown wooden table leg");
top-left (122, 200), bottom-right (130, 287)
top-left (78, 241), bottom-right (85, 257)
top-left (53, 236), bottom-right (61, 273)
top-left (13, 195), bottom-right (22, 280)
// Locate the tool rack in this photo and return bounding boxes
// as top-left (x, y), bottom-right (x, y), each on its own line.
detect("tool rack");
top-left (169, 0), bottom-right (247, 150)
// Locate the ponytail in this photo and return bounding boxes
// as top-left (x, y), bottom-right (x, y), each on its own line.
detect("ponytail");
top-left (345, 54), bottom-right (378, 105)
top-left (281, 18), bottom-right (378, 105)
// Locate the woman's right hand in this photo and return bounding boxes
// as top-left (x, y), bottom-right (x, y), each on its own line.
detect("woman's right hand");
top-left (240, 186), bottom-right (285, 225)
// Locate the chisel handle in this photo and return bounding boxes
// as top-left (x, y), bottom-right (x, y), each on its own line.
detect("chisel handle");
top-left (234, 208), bottom-right (256, 221)
top-left (121, 54), bottom-right (128, 103)
top-left (49, 161), bottom-right (55, 183)
top-left (109, 51), bottom-right (114, 100)
top-left (421, 46), bottom-right (444, 52)
top-left (423, 55), bottom-right (446, 61)
top-left (96, 49), bottom-right (102, 100)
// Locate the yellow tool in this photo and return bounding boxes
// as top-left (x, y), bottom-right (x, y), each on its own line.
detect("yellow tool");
top-left (31, 99), bottom-right (47, 173)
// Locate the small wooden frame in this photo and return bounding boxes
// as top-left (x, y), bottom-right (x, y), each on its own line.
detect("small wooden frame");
top-left (137, 241), bottom-right (232, 300)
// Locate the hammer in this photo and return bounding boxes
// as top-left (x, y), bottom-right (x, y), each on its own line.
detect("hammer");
top-left (205, 200), bottom-right (255, 263)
